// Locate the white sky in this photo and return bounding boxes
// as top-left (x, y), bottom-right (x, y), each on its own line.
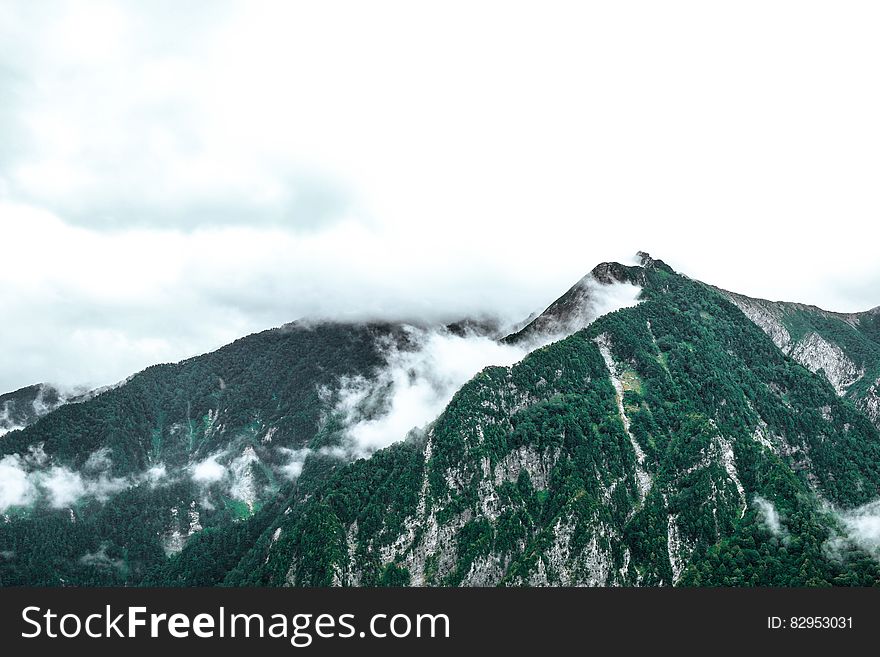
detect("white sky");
top-left (1, 0), bottom-right (879, 392)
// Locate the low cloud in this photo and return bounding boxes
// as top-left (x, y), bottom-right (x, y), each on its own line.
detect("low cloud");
top-left (143, 464), bottom-right (168, 485)
top-left (828, 499), bottom-right (880, 560)
top-left (275, 445), bottom-right (349, 481)
top-left (44, 468), bottom-right (129, 507)
top-left (585, 281), bottom-right (644, 326)
top-left (753, 495), bottom-right (789, 541)
top-left (188, 447), bottom-right (263, 510)
top-left (323, 280), bottom-right (645, 458)
top-left (0, 446), bottom-right (164, 512)
top-left (332, 327), bottom-right (530, 456)
top-left (0, 403), bottom-right (24, 436)
top-left (79, 543), bottom-right (126, 572)
top-left (0, 454), bottom-right (35, 510)
top-left (327, 283), bottom-right (635, 458)
top-left (84, 447), bottom-right (113, 472)
top-left (277, 447), bottom-right (312, 480)
top-left (519, 277), bottom-right (643, 341)
top-left (190, 453), bottom-right (227, 484)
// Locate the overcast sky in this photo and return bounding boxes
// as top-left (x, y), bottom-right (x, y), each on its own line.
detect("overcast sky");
top-left (1, 1), bottom-right (879, 393)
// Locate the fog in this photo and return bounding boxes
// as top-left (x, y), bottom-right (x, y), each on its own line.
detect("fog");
top-left (828, 499), bottom-right (880, 560)
top-left (753, 495), bottom-right (788, 541)
top-left (328, 279), bottom-right (642, 457)
top-left (0, 445), bottom-right (165, 513)
top-left (334, 328), bottom-right (530, 455)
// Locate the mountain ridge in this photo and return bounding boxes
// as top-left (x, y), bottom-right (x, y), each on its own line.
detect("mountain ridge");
top-left (167, 257), bottom-right (880, 587)
top-left (3, 254), bottom-right (880, 587)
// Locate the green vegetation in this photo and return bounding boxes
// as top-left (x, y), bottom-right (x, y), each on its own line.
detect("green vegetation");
top-left (4, 260), bottom-right (880, 587)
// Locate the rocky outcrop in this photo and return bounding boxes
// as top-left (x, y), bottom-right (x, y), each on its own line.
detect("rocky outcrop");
top-left (789, 332), bottom-right (864, 395)
top-left (722, 292), bottom-right (793, 352)
top-left (858, 377), bottom-right (880, 427)
top-left (595, 333), bottom-right (652, 503)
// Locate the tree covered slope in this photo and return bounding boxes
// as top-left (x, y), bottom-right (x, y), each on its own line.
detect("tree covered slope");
top-left (0, 384), bottom-right (70, 436)
top-left (0, 321), bottom-right (432, 584)
top-left (3, 257), bottom-right (880, 587)
top-left (150, 260), bottom-right (880, 587)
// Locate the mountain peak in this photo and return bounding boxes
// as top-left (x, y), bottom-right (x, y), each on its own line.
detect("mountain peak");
top-left (504, 259), bottom-right (649, 344)
top-left (635, 251), bottom-right (675, 274)
top-left (590, 261), bottom-right (644, 285)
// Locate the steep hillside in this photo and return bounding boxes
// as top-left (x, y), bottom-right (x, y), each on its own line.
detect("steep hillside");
top-left (0, 321), bottom-right (432, 584)
top-left (503, 256), bottom-right (657, 345)
top-left (5, 256), bottom-right (880, 587)
top-left (0, 384), bottom-right (70, 436)
top-left (720, 289), bottom-right (880, 428)
top-left (151, 259), bottom-right (880, 587)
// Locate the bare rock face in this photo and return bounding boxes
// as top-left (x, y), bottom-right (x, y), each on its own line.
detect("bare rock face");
top-left (859, 377), bottom-right (880, 426)
top-left (723, 293), bottom-right (793, 352)
top-left (789, 332), bottom-right (864, 395)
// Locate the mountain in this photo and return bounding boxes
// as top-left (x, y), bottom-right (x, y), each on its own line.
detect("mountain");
top-left (503, 256), bottom-right (659, 345)
top-left (0, 317), bottom-right (507, 584)
top-left (0, 384), bottom-right (70, 436)
top-left (151, 256), bottom-right (880, 587)
top-left (0, 321), bottom-right (424, 583)
top-left (3, 254), bottom-right (880, 587)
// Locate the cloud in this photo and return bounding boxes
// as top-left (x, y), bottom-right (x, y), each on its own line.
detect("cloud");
top-left (0, 201), bottom-right (571, 393)
top-left (828, 500), bottom-right (880, 560)
top-left (326, 280), bottom-right (646, 457)
top-left (189, 447), bottom-right (263, 511)
top-left (278, 447), bottom-right (312, 480)
top-left (518, 276), bottom-right (643, 341)
top-left (588, 282), bottom-right (645, 325)
top-left (0, 1), bottom-right (351, 232)
top-left (0, 455), bottom-right (36, 510)
top-left (190, 453), bottom-right (227, 484)
top-left (84, 447), bottom-right (113, 472)
top-left (753, 495), bottom-right (788, 541)
top-left (142, 465), bottom-right (168, 485)
top-left (332, 327), bottom-right (529, 456)
top-left (2, 1), bottom-right (880, 395)
top-left (275, 445), bottom-right (349, 481)
top-left (39, 467), bottom-right (87, 507)
top-left (0, 447), bottom-right (159, 512)
top-left (0, 422), bottom-right (24, 438)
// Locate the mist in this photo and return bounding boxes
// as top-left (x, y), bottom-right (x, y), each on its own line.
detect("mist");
top-left (0, 446), bottom-right (165, 513)
top-left (830, 499), bottom-right (880, 560)
top-left (334, 328), bottom-right (529, 456)
top-left (329, 279), bottom-right (643, 458)
top-left (753, 495), bottom-right (788, 541)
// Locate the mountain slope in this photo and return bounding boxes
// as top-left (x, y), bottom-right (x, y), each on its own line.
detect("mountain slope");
top-left (0, 321), bottom-right (441, 584)
top-left (152, 258), bottom-right (880, 587)
top-left (720, 289), bottom-right (880, 428)
top-left (503, 257), bottom-right (657, 345)
top-left (0, 384), bottom-right (70, 436)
